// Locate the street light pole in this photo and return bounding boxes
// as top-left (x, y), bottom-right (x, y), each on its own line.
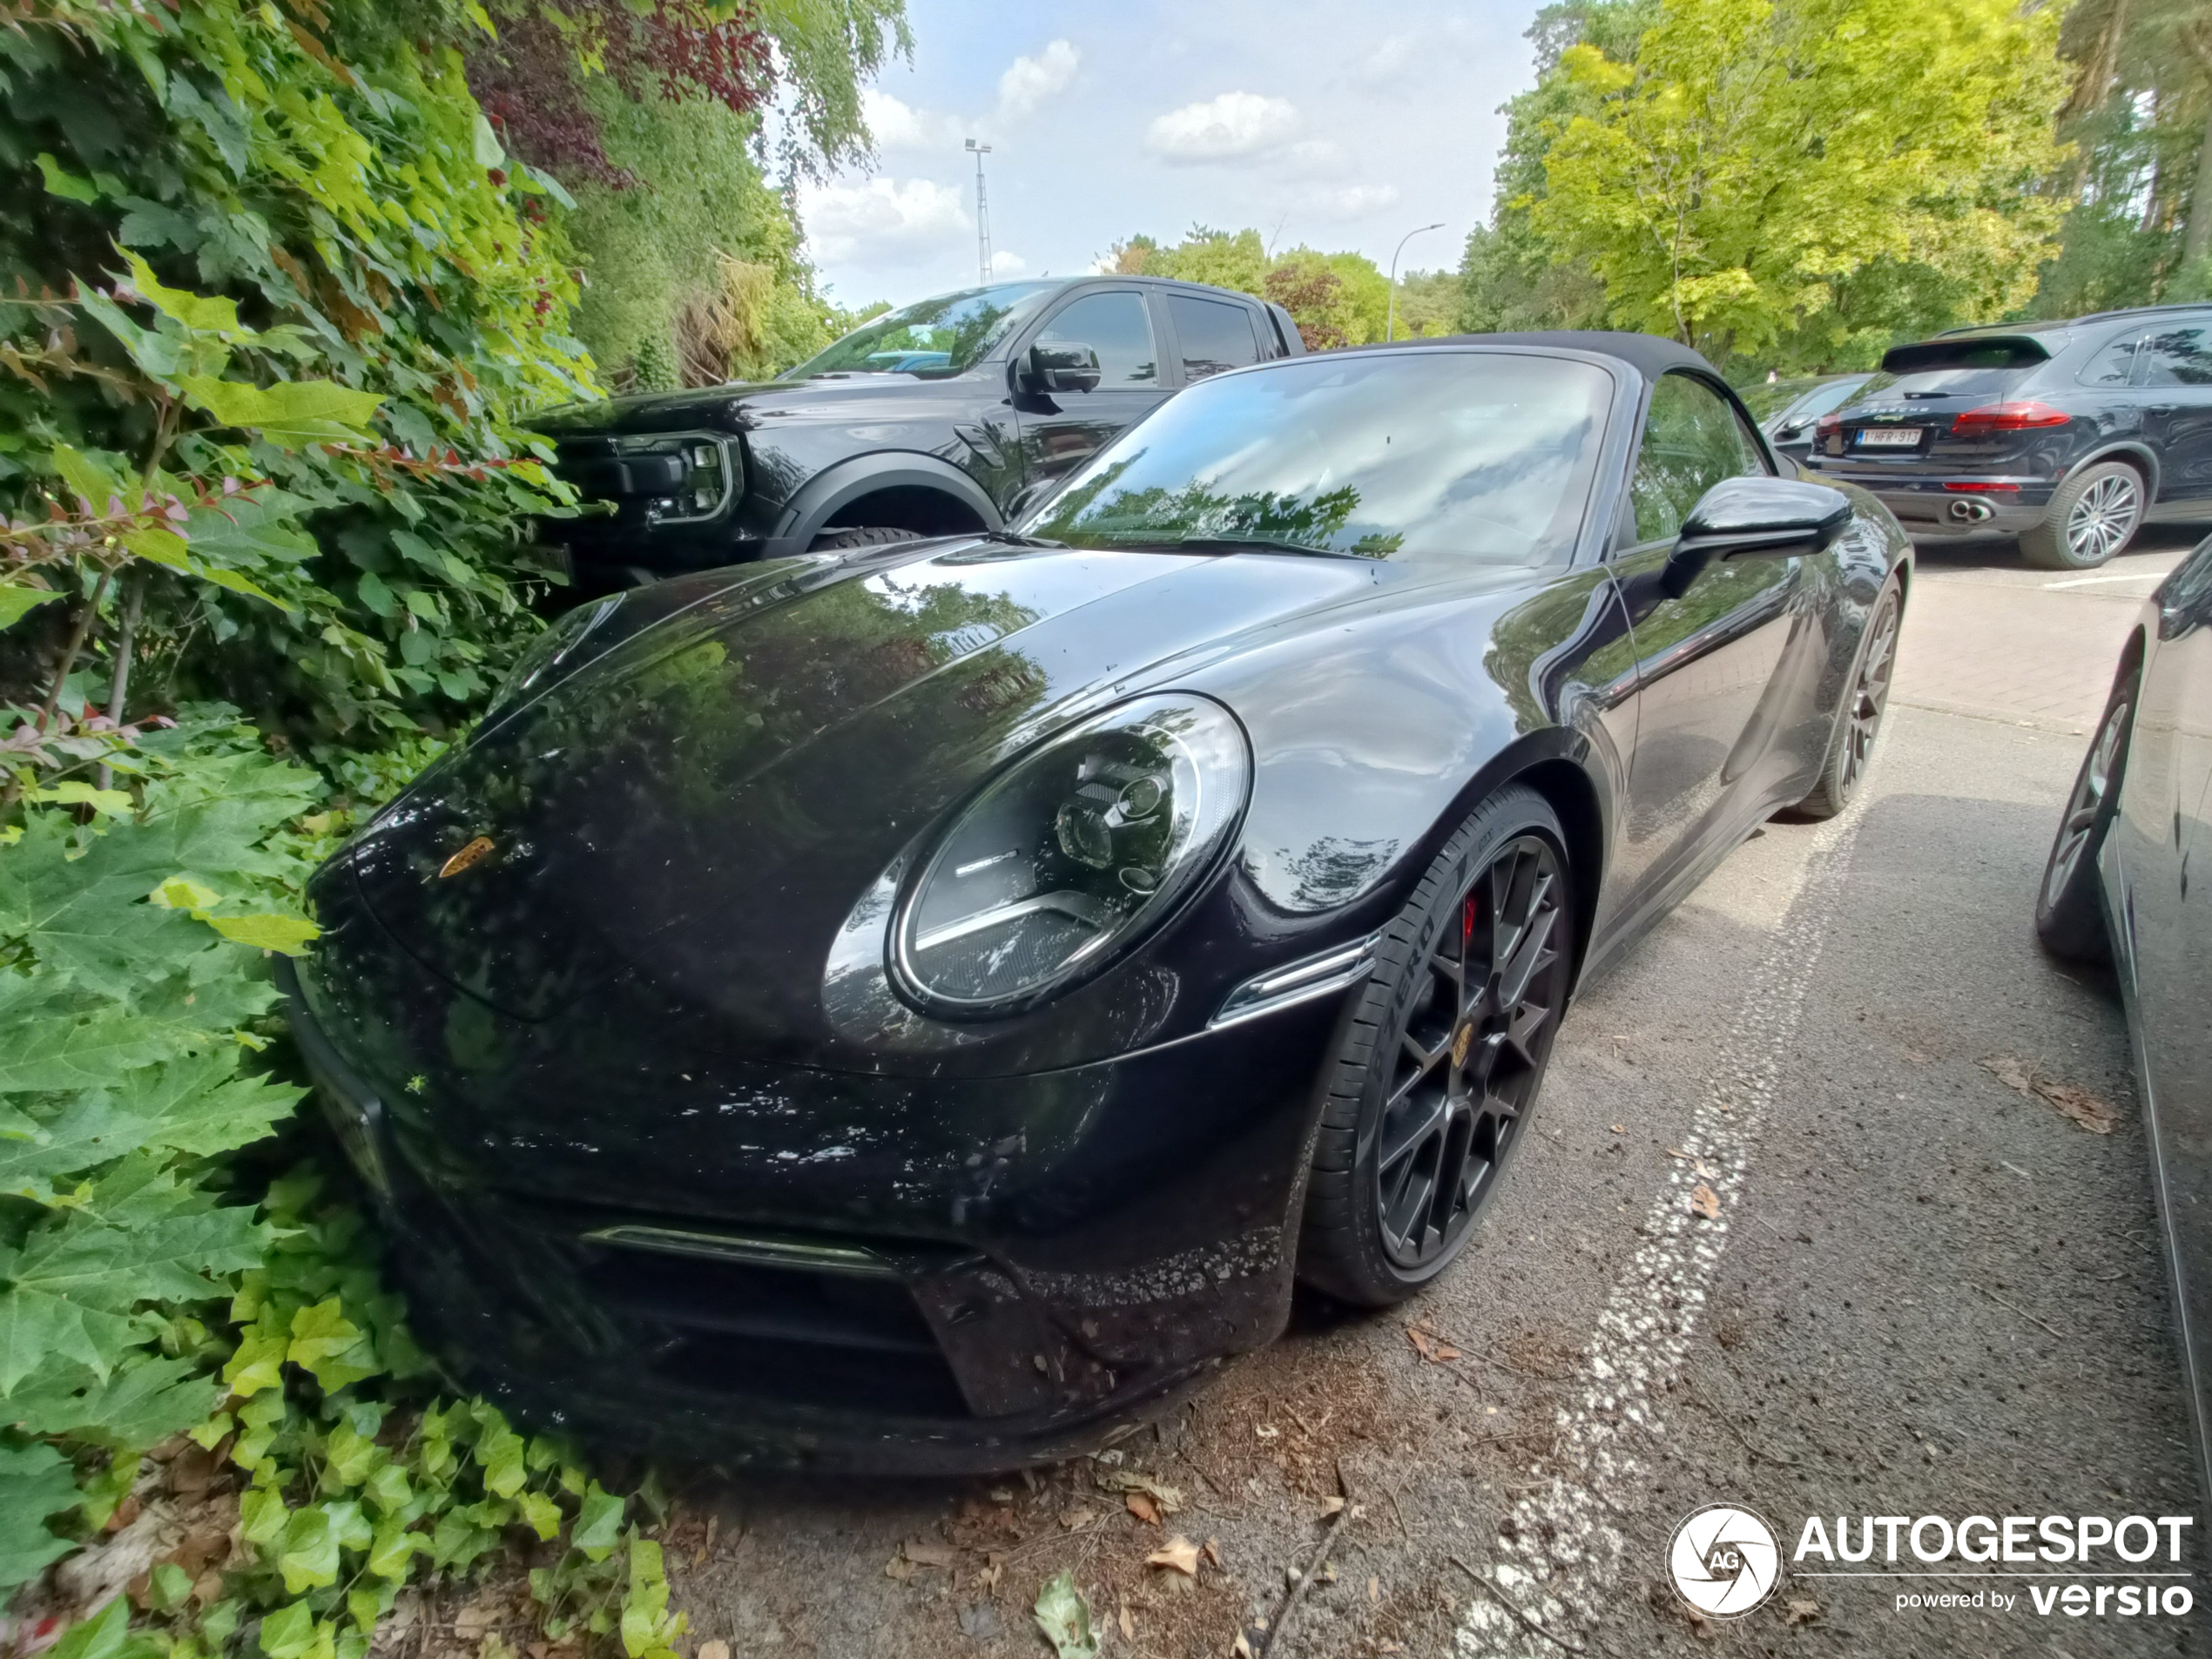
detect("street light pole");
top-left (1385, 221), bottom-right (1446, 342)
top-left (965, 138), bottom-right (993, 285)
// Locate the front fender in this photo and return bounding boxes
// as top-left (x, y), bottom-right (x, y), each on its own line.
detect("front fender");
top-left (766, 451), bottom-right (1005, 556)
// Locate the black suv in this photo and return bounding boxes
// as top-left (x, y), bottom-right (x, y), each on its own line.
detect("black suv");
top-left (1804, 303), bottom-right (2212, 568)
top-left (531, 277), bottom-right (1304, 586)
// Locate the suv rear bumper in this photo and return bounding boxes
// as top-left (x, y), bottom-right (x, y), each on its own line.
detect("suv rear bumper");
top-left (1808, 468), bottom-right (2053, 539)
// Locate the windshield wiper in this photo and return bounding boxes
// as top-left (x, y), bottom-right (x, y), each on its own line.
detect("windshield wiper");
top-left (981, 529), bottom-right (1065, 549)
top-left (1149, 536), bottom-right (1366, 560)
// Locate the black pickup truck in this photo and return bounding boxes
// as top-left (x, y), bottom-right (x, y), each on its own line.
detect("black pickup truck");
top-left (532, 276), bottom-right (1305, 587)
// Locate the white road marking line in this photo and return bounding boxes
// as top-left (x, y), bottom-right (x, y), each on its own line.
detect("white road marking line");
top-left (2041, 570), bottom-right (2167, 590)
top-left (1455, 782), bottom-right (1876, 1656)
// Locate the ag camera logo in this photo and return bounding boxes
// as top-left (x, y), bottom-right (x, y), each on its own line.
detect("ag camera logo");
top-left (1670, 1503), bottom-right (1783, 1616)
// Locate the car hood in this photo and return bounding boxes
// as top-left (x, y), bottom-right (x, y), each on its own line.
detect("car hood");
top-left (529, 372), bottom-right (994, 438)
top-left (318, 538), bottom-right (1397, 1042)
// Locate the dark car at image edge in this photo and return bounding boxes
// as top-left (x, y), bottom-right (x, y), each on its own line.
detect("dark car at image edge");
top-left (1805, 302), bottom-right (2212, 569)
top-left (529, 275), bottom-right (1303, 590)
top-left (287, 332), bottom-right (1911, 1473)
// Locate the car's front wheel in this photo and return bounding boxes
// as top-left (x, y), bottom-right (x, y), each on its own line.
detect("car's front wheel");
top-left (1298, 786), bottom-right (1575, 1306)
top-left (2034, 664), bottom-right (2137, 961)
top-left (2020, 461), bottom-right (2145, 570)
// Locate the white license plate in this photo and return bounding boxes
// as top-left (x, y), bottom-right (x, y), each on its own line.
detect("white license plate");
top-left (1854, 426), bottom-right (1923, 449)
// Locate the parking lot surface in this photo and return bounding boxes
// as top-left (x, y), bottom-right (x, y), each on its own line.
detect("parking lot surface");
top-left (644, 531), bottom-right (2207, 1659)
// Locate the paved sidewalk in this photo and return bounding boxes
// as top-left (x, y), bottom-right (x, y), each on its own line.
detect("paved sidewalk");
top-left (1893, 529), bottom-right (2198, 737)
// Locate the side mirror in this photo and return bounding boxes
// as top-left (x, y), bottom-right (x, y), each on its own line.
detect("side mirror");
top-left (1663, 477), bottom-right (1851, 594)
top-left (1026, 341), bottom-right (1103, 394)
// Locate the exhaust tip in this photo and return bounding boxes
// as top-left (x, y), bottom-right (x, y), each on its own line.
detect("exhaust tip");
top-left (1947, 497), bottom-right (1994, 524)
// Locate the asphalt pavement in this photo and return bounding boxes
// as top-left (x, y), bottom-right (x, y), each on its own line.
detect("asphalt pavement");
top-left (645, 529), bottom-right (2209, 1659)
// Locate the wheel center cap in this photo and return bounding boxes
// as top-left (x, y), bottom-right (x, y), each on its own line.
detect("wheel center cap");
top-left (1451, 1022), bottom-right (1475, 1068)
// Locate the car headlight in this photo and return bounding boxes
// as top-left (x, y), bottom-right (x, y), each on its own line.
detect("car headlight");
top-left (890, 693), bottom-right (1251, 1017)
top-left (487, 594), bottom-right (623, 718)
top-left (609, 432), bottom-right (739, 524)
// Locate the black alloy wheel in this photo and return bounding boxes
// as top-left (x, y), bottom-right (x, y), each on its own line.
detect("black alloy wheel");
top-left (2035, 665), bottom-right (2136, 962)
top-left (1795, 582), bottom-right (1900, 819)
top-left (1299, 786), bottom-right (1575, 1305)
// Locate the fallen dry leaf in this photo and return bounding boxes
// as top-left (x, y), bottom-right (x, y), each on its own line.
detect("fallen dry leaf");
top-left (1118, 1598), bottom-right (1135, 1641)
top-left (695, 1642), bottom-right (728, 1659)
top-left (904, 1540), bottom-right (957, 1568)
top-left (1664, 1147), bottom-right (1688, 1160)
top-left (1318, 1494), bottom-right (1345, 1519)
top-left (884, 1555), bottom-right (914, 1582)
top-left (1406, 1324), bottom-right (1461, 1363)
top-left (1609, 1123), bottom-right (1627, 1134)
top-left (1784, 1597), bottom-right (1820, 1626)
top-left (1368, 1575), bottom-right (1380, 1604)
top-left (1254, 1423), bottom-right (1279, 1439)
top-left (1689, 1183), bottom-right (1721, 1219)
top-left (1981, 1055), bottom-right (2118, 1133)
top-left (1149, 1536), bottom-right (1202, 1575)
top-left (1058, 1506), bottom-right (1096, 1532)
top-left (1231, 1635), bottom-right (1254, 1658)
top-left (1124, 1492), bottom-right (1161, 1527)
top-left (1204, 1537), bottom-right (1224, 1568)
top-left (1096, 1469), bottom-right (1184, 1513)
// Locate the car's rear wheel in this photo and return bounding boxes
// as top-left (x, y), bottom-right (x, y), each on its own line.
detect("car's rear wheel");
top-left (2020, 461), bottom-right (2144, 570)
top-left (2034, 664), bottom-right (2136, 961)
top-left (1298, 786), bottom-right (1575, 1306)
top-left (1794, 581), bottom-right (1900, 819)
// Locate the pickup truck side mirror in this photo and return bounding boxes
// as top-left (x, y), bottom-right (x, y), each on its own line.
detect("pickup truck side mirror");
top-left (1026, 341), bottom-right (1103, 395)
top-left (1663, 476), bottom-right (1852, 595)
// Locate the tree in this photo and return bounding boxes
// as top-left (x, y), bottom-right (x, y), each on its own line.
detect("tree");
top-left (1109, 227), bottom-right (1394, 349)
top-left (2036, 0), bottom-right (2212, 311)
top-left (1527, 0), bottom-right (2069, 368)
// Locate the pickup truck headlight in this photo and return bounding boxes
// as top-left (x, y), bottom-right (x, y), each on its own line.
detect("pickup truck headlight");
top-left (602, 433), bottom-right (738, 523)
top-left (890, 694), bottom-right (1251, 1017)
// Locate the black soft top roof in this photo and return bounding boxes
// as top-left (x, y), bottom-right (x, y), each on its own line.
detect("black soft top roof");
top-left (1379, 329), bottom-right (1720, 381)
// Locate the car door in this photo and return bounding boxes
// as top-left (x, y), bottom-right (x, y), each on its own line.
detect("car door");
top-left (1011, 288), bottom-right (1173, 488)
top-left (1605, 371), bottom-right (1806, 914)
top-left (1163, 291), bottom-right (1267, 383)
top-left (2118, 536), bottom-right (2212, 1487)
top-left (2134, 324), bottom-right (2212, 505)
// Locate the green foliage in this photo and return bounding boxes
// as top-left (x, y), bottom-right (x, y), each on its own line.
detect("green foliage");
top-left (1528, 0), bottom-right (2070, 368)
top-left (2034, 0), bottom-right (2212, 316)
top-left (0, 0), bottom-right (591, 755)
top-left (563, 93), bottom-right (835, 388)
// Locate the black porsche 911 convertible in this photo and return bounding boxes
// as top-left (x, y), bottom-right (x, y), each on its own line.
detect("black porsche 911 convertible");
top-left (287, 332), bottom-right (1910, 1471)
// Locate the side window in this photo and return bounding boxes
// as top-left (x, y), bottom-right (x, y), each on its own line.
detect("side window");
top-left (2138, 326), bottom-right (2212, 388)
top-left (1169, 294), bottom-right (1261, 381)
top-left (1629, 374), bottom-right (1767, 543)
top-left (1035, 292), bottom-right (1157, 386)
top-left (2079, 330), bottom-right (2145, 387)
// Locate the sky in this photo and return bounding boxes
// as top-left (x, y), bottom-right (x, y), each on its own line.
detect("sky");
top-left (786, 0), bottom-right (1542, 312)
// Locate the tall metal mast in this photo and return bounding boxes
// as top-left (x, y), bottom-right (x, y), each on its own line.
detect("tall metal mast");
top-left (966, 138), bottom-right (993, 284)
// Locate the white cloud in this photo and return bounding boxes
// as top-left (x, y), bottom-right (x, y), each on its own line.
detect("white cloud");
top-left (998, 40), bottom-right (1079, 119)
top-left (1359, 35), bottom-right (1420, 85)
top-left (862, 89), bottom-right (962, 152)
top-left (990, 250), bottom-right (1028, 275)
top-left (1145, 91), bottom-right (1300, 165)
top-left (1315, 183), bottom-right (1403, 219)
top-left (800, 177), bottom-right (968, 263)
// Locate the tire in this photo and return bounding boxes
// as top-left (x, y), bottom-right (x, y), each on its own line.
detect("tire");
top-left (809, 526), bottom-right (927, 553)
top-left (2020, 461), bottom-right (2145, 570)
top-left (2034, 665), bottom-right (2136, 962)
top-left (1794, 580), bottom-right (1901, 819)
top-left (1298, 786), bottom-right (1576, 1306)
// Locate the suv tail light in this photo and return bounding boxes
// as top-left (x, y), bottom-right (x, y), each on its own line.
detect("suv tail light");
top-left (1951, 401), bottom-right (2071, 434)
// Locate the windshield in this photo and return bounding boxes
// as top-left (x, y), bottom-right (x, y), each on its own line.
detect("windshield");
top-left (787, 283), bottom-right (1060, 381)
top-left (1022, 351), bottom-right (1613, 565)
top-left (1773, 376), bottom-right (1867, 426)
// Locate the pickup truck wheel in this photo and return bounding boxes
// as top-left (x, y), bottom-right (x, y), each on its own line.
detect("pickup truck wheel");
top-left (810, 526), bottom-right (927, 553)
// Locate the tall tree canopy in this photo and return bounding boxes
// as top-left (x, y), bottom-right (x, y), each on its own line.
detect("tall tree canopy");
top-left (1526, 0), bottom-right (2069, 367)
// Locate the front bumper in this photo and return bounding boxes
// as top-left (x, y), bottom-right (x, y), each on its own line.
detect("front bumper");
top-left (280, 956), bottom-right (1345, 1473)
